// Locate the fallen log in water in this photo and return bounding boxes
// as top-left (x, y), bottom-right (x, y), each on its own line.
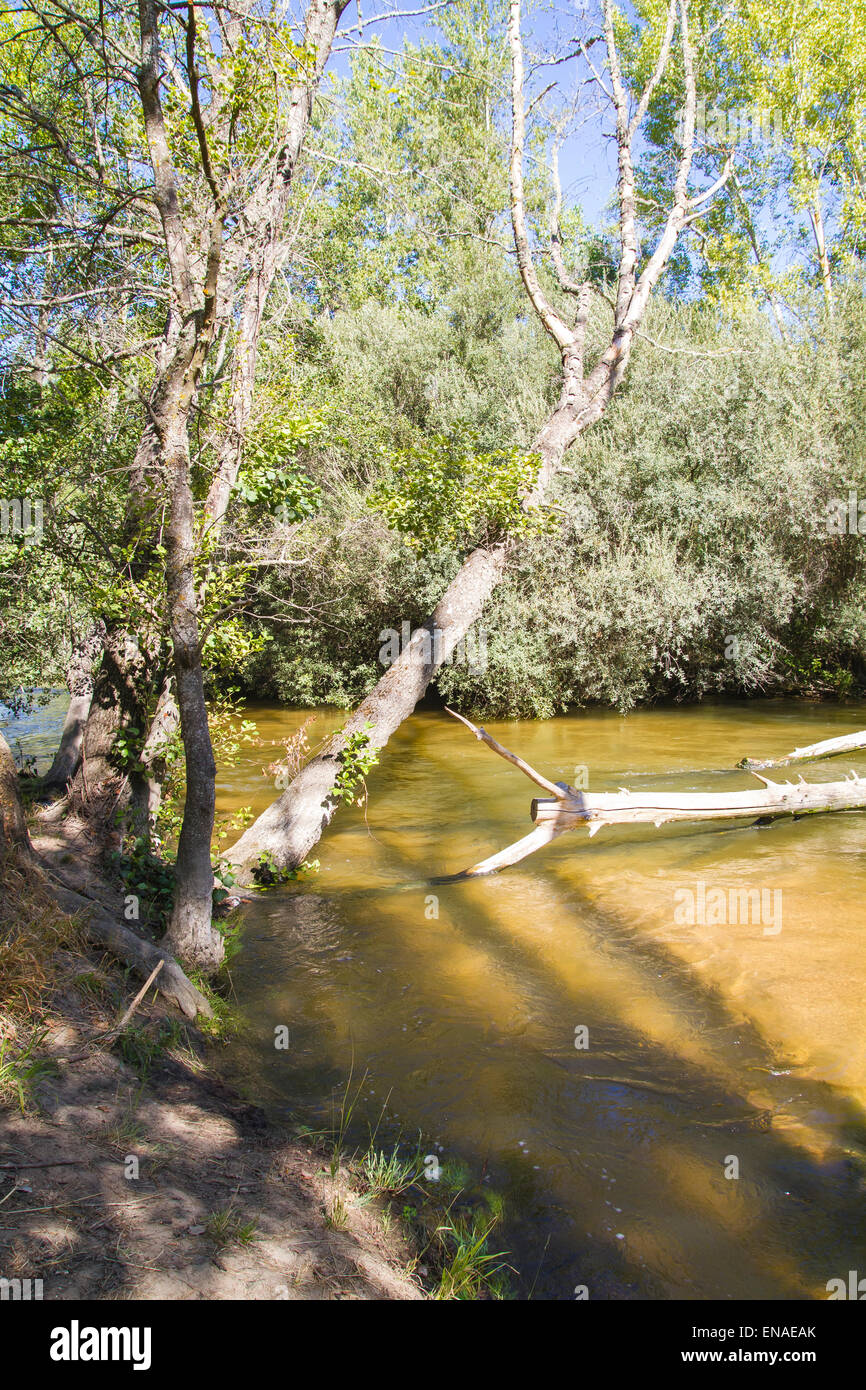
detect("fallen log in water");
top-left (444, 710), bottom-right (866, 878)
top-left (738, 729), bottom-right (866, 770)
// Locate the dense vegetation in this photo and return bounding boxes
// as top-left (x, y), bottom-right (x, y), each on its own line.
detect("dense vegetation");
top-left (0, 0), bottom-right (864, 966)
top-left (3, 5), bottom-right (864, 725)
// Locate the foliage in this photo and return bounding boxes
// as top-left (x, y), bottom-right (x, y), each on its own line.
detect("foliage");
top-left (0, 1028), bottom-right (55, 1113)
top-left (370, 434), bottom-right (544, 551)
top-left (332, 725), bottom-right (380, 806)
top-left (252, 850), bottom-right (320, 887)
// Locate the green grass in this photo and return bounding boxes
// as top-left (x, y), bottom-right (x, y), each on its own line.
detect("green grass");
top-left (0, 1029), bottom-right (56, 1113)
top-left (323, 1194), bottom-right (349, 1229)
top-left (112, 1018), bottom-right (185, 1079)
top-left (432, 1208), bottom-right (511, 1300)
top-left (206, 1205), bottom-right (258, 1249)
top-left (357, 1141), bottom-right (426, 1197)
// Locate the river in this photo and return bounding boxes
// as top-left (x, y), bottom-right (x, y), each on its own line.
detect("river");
top-left (5, 694), bottom-right (866, 1298)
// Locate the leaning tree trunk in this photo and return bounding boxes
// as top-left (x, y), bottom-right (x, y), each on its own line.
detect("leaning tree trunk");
top-left (225, 0), bottom-right (704, 884)
top-left (43, 621), bottom-right (106, 791)
top-left (225, 402), bottom-right (582, 884)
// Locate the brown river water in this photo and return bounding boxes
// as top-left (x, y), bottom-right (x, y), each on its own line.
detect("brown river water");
top-left (6, 695), bottom-right (866, 1299)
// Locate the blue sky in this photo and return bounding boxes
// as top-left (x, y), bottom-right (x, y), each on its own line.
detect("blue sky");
top-left (323, 0), bottom-right (622, 228)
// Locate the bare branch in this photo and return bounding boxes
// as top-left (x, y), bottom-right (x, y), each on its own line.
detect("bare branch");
top-left (508, 0), bottom-right (575, 356)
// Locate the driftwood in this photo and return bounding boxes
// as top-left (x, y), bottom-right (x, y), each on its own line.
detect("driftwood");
top-left (445, 712), bottom-right (866, 878)
top-left (739, 729), bottom-right (866, 770)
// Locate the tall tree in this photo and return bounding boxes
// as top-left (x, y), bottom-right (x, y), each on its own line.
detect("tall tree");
top-left (1, 0), bottom-right (353, 968)
top-left (224, 0), bottom-right (724, 882)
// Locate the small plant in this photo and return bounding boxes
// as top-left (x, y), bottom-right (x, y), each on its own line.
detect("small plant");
top-left (433, 1209), bottom-right (511, 1300)
top-left (358, 1142), bottom-right (426, 1197)
top-left (262, 714), bottom-right (318, 787)
top-left (213, 905), bottom-right (243, 968)
top-left (113, 1018), bottom-right (185, 1080)
top-left (110, 723), bottom-right (145, 774)
top-left (103, 1110), bottom-right (145, 1152)
top-left (74, 970), bottom-right (115, 1007)
top-left (187, 972), bottom-right (242, 1043)
top-left (332, 724), bottom-right (379, 807)
top-left (0, 1029), bottom-right (55, 1113)
top-left (109, 836), bottom-right (175, 931)
top-left (211, 863), bottom-right (239, 912)
top-left (324, 1194), bottom-right (349, 1229)
top-left (252, 850), bottom-right (319, 887)
top-left (213, 804), bottom-right (255, 853)
top-left (206, 1205), bottom-right (258, 1249)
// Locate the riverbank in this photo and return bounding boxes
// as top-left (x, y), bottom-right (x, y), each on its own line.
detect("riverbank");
top-left (0, 880), bottom-right (426, 1301)
top-left (0, 809), bottom-right (436, 1301)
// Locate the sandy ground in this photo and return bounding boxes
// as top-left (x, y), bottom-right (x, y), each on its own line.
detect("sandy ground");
top-left (0, 1008), bottom-right (423, 1301)
top-left (0, 825), bottom-right (423, 1301)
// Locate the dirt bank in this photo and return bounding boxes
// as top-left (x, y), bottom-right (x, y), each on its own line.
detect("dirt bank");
top-left (0, 825), bottom-right (423, 1301)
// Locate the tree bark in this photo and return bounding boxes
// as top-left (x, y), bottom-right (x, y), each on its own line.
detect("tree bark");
top-left (0, 731), bottom-right (33, 862)
top-left (161, 402), bottom-right (223, 970)
top-left (44, 622), bottom-right (106, 791)
top-left (67, 629), bottom-right (151, 822)
top-left (224, 0), bottom-right (704, 884)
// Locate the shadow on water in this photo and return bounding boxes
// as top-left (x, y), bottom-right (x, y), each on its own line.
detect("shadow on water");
top-left (8, 694), bottom-right (866, 1298)
top-left (222, 704), bottom-right (866, 1299)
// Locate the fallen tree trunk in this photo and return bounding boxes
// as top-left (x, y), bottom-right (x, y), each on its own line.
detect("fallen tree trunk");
top-left (445, 712), bottom-right (866, 877)
top-left (739, 729), bottom-right (866, 770)
top-left (46, 882), bottom-right (212, 1021)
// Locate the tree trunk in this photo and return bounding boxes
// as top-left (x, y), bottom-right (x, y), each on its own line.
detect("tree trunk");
top-left (44, 622), bottom-right (106, 791)
top-left (0, 731), bottom-right (32, 862)
top-left (66, 628), bottom-right (151, 826)
top-left (160, 399), bottom-right (223, 972)
top-left (138, 675), bottom-right (180, 829)
top-left (225, 405), bottom-right (580, 884)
